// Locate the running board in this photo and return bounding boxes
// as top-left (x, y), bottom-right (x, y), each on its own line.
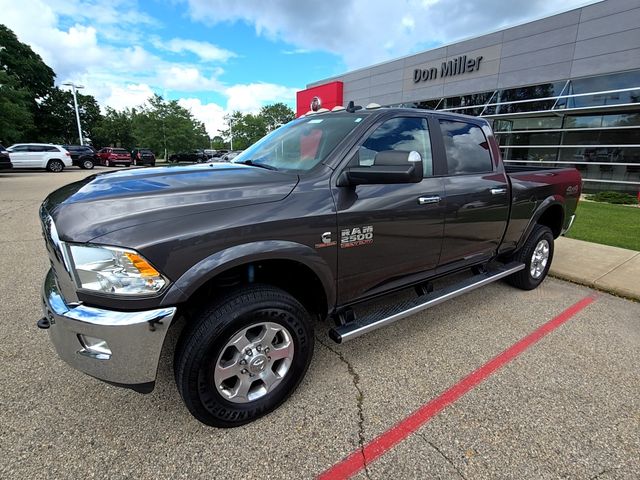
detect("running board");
top-left (328, 262), bottom-right (525, 344)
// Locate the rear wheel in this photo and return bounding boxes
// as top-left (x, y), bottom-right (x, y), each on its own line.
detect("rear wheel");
top-left (506, 224), bottom-right (554, 290)
top-left (105, 159), bottom-right (111, 167)
top-left (82, 159), bottom-right (94, 169)
top-left (46, 159), bottom-right (64, 172)
top-left (175, 284), bottom-right (314, 427)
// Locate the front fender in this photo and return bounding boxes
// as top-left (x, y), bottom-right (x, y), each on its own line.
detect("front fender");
top-left (160, 240), bottom-right (336, 309)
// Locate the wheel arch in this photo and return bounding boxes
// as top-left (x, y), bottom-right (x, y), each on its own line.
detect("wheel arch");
top-left (161, 240), bottom-right (335, 318)
top-left (517, 196), bottom-right (565, 250)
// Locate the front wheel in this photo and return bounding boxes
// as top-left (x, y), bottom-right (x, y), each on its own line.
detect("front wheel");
top-left (505, 224), bottom-right (554, 290)
top-left (105, 159), bottom-right (111, 167)
top-left (175, 285), bottom-right (314, 427)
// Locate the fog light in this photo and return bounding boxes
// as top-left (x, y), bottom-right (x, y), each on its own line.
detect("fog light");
top-left (78, 334), bottom-right (112, 359)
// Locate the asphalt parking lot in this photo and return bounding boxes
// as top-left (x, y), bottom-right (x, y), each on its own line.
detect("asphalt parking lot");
top-left (1, 168), bottom-right (639, 479)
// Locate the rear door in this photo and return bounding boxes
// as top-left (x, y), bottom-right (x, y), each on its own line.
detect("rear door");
top-left (335, 114), bottom-right (446, 303)
top-left (434, 118), bottom-right (510, 267)
top-left (28, 145), bottom-right (49, 167)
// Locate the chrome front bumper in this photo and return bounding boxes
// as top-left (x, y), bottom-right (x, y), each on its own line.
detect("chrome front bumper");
top-left (41, 268), bottom-right (177, 391)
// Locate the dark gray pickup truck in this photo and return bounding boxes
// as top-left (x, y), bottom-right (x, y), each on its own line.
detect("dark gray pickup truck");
top-left (38, 107), bottom-right (581, 427)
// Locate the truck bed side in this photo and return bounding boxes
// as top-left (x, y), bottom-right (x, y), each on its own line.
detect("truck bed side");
top-left (500, 165), bottom-right (582, 254)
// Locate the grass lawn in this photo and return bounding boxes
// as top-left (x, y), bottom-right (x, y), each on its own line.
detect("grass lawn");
top-left (566, 201), bottom-right (640, 251)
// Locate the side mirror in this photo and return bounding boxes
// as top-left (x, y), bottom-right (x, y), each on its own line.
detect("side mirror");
top-left (337, 150), bottom-right (423, 186)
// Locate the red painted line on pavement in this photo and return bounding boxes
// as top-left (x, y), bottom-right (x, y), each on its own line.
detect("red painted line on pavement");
top-left (318, 294), bottom-right (597, 480)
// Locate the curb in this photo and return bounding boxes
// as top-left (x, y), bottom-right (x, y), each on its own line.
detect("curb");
top-left (549, 272), bottom-right (639, 303)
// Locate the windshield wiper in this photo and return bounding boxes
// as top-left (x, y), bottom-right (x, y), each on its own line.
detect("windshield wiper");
top-left (236, 159), bottom-right (278, 171)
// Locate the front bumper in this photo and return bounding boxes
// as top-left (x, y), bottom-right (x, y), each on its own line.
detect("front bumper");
top-left (40, 268), bottom-right (177, 392)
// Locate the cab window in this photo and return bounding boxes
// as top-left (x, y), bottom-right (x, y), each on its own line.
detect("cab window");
top-left (439, 120), bottom-right (493, 175)
top-left (357, 117), bottom-right (433, 176)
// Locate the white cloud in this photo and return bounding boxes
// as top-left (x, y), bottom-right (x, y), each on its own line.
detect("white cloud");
top-left (103, 83), bottom-right (155, 111)
top-left (159, 38), bottom-right (237, 62)
top-left (224, 83), bottom-right (298, 113)
top-left (178, 98), bottom-right (227, 136)
top-left (185, 0), bottom-right (598, 69)
top-left (178, 84), bottom-right (299, 137)
top-left (160, 66), bottom-right (225, 92)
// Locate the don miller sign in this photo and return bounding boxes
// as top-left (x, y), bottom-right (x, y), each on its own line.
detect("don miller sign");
top-left (413, 55), bottom-right (483, 83)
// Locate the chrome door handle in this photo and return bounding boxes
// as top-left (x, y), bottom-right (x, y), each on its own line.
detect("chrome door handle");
top-left (490, 188), bottom-right (507, 195)
top-left (418, 195), bottom-right (441, 205)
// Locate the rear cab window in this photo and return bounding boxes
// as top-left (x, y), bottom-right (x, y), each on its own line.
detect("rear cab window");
top-left (439, 120), bottom-right (493, 175)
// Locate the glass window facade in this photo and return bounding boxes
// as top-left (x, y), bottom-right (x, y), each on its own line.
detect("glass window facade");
top-left (396, 68), bottom-right (640, 192)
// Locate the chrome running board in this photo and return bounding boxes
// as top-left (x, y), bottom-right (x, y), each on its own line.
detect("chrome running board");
top-left (328, 262), bottom-right (525, 344)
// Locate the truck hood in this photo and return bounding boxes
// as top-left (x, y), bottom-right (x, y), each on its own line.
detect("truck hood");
top-left (42, 163), bottom-right (299, 242)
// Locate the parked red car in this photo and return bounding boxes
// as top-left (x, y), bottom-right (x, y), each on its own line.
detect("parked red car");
top-left (98, 147), bottom-right (132, 167)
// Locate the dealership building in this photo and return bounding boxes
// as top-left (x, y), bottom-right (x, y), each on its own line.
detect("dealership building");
top-left (296, 0), bottom-right (640, 192)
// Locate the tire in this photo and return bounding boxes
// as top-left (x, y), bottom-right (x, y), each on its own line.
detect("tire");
top-left (133, 159), bottom-right (138, 166)
top-left (505, 224), bottom-right (554, 290)
top-left (82, 159), bottom-right (94, 169)
top-left (46, 159), bottom-right (64, 172)
top-left (105, 159), bottom-right (111, 167)
top-left (175, 284), bottom-right (314, 427)
top-left (125, 163), bottom-right (131, 167)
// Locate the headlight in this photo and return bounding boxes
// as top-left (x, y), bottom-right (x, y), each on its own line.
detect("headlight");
top-left (68, 244), bottom-right (167, 295)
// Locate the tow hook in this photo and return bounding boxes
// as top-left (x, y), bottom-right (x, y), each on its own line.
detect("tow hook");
top-left (37, 317), bottom-right (51, 329)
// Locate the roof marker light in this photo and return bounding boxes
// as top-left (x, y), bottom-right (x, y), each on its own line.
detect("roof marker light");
top-left (365, 103), bottom-right (381, 109)
top-left (316, 108), bottom-right (330, 113)
top-left (331, 106), bottom-right (346, 111)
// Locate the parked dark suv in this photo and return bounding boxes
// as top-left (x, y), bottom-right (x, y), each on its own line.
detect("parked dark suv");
top-left (168, 149), bottom-right (208, 163)
top-left (131, 148), bottom-right (156, 167)
top-left (0, 144), bottom-right (12, 170)
top-left (62, 145), bottom-right (97, 169)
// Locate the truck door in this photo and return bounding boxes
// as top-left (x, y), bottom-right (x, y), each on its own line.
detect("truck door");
top-left (334, 115), bottom-right (445, 303)
top-left (434, 118), bottom-right (510, 267)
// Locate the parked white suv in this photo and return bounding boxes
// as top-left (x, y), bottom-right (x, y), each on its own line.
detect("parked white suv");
top-left (7, 144), bottom-right (72, 172)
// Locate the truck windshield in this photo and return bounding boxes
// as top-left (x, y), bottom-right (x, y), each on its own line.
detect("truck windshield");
top-left (233, 114), bottom-right (364, 172)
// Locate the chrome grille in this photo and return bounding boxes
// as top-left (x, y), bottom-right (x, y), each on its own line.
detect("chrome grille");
top-left (40, 206), bottom-right (79, 303)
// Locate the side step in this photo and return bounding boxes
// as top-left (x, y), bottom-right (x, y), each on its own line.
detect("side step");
top-left (328, 262), bottom-right (525, 344)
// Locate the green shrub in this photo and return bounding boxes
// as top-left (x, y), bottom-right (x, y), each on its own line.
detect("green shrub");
top-left (587, 191), bottom-right (638, 205)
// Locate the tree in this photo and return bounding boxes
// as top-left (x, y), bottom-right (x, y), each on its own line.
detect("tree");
top-left (221, 111), bottom-right (267, 150)
top-left (0, 24), bottom-right (56, 142)
top-left (93, 107), bottom-right (135, 150)
top-left (210, 136), bottom-right (225, 149)
top-left (0, 70), bottom-right (34, 145)
top-left (35, 88), bottom-right (102, 144)
top-left (260, 103), bottom-right (295, 132)
top-left (0, 25), bottom-right (55, 98)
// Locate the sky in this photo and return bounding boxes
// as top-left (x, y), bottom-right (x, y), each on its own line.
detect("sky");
top-left (1, 0), bottom-right (598, 136)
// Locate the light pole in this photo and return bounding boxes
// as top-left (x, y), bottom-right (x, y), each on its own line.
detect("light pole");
top-left (229, 118), bottom-right (234, 151)
top-left (62, 82), bottom-right (85, 145)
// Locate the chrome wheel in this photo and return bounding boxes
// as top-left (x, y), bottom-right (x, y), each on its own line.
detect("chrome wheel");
top-left (530, 239), bottom-right (550, 279)
top-left (83, 159), bottom-right (94, 169)
top-left (214, 321), bottom-right (294, 404)
top-left (48, 160), bottom-right (63, 172)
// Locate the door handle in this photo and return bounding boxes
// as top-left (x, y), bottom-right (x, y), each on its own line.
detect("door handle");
top-left (490, 188), bottom-right (507, 195)
top-left (418, 195), bottom-right (441, 205)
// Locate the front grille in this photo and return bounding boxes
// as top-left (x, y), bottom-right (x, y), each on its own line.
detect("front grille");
top-left (40, 206), bottom-right (79, 304)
